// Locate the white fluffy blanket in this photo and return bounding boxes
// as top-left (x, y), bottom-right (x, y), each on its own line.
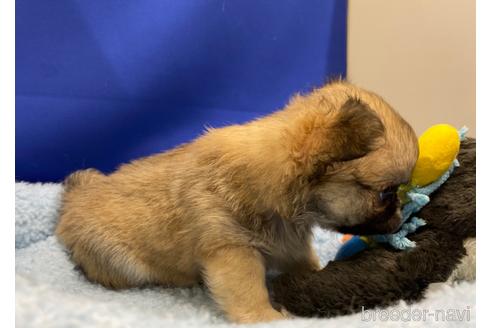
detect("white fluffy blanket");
top-left (15, 182), bottom-right (476, 327)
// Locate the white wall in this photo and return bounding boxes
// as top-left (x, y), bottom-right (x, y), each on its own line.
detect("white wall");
top-left (347, 0), bottom-right (475, 136)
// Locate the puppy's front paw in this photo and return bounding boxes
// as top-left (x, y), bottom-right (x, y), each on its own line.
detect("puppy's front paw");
top-left (234, 308), bottom-right (287, 324)
top-left (308, 259), bottom-right (322, 272)
top-left (280, 306), bottom-right (294, 319)
top-left (301, 250), bottom-right (321, 272)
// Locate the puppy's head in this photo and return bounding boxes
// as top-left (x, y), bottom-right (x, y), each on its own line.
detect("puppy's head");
top-left (293, 82), bottom-right (419, 235)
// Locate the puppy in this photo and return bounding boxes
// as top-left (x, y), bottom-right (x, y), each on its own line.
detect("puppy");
top-left (56, 81), bottom-right (418, 323)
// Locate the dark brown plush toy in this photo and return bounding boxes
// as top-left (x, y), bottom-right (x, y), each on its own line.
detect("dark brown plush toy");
top-left (272, 138), bottom-right (476, 318)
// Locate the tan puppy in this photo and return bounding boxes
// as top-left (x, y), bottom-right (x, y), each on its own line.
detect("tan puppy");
top-left (56, 81), bottom-right (418, 323)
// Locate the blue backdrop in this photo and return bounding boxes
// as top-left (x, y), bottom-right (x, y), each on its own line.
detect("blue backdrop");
top-left (16, 0), bottom-right (347, 182)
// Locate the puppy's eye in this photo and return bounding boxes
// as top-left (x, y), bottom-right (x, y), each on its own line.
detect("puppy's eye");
top-left (379, 185), bottom-right (398, 202)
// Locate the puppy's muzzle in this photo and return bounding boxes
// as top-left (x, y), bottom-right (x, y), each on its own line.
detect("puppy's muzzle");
top-left (336, 201), bottom-right (402, 235)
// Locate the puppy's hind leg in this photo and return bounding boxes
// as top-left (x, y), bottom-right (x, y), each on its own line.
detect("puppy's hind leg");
top-left (64, 168), bottom-right (105, 191)
top-left (202, 247), bottom-right (286, 323)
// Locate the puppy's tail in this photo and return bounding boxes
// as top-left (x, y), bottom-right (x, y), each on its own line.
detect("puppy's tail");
top-left (64, 168), bottom-right (105, 192)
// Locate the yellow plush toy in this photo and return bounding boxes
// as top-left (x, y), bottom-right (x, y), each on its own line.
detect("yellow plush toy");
top-left (397, 124), bottom-right (462, 202)
top-left (336, 124), bottom-right (467, 260)
top-left (411, 124), bottom-right (461, 187)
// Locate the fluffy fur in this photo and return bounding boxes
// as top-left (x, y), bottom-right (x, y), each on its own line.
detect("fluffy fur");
top-left (56, 81), bottom-right (418, 323)
top-left (271, 139), bottom-right (476, 318)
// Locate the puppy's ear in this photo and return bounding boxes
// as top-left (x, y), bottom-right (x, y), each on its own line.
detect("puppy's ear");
top-left (327, 98), bottom-right (385, 162)
top-left (289, 97), bottom-right (385, 180)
